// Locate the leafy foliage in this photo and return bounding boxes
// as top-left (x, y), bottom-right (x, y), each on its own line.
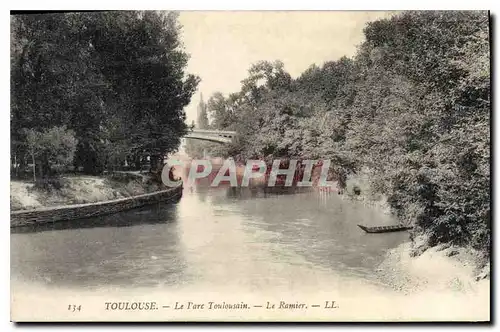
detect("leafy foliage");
top-left (11, 11), bottom-right (199, 175)
top-left (23, 126), bottom-right (78, 180)
top-left (201, 11), bottom-right (490, 255)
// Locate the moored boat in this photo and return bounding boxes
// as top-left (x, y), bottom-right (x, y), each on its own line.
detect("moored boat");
top-left (357, 224), bottom-right (413, 233)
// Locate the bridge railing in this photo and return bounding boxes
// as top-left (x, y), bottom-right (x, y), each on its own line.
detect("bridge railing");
top-left (184, 133), bottom-right (233, 143)
top-left (189, 129), bottom-right (237, 136)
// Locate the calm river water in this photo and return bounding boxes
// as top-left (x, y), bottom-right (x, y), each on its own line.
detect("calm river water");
top-left (11, 178), bottom-right (409, 294)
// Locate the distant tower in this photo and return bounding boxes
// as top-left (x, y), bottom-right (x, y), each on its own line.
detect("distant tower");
top-left (196, 92), bottom-right (203, 126)
top-left (196, 93), bottom-right (209, 129)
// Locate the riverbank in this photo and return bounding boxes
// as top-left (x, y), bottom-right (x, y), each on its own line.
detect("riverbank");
top-left (376, 234), bottom-right (490, 298)
top-left (341, 167), bottom-right (490, 295)
top-left (10, 173), bottom-right (168, 211)
top-left (10, 174), bottom-right (489, 321)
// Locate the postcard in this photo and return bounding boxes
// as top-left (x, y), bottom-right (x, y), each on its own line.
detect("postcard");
top-left (10, 10), bottom-right (490, 322)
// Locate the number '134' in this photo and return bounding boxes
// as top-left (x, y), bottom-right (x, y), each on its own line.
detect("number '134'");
top-left (68, 304), bottom-right (81, 312)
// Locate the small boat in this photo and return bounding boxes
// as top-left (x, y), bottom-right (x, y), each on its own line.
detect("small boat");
top-left (357, 224), bottom-right (413, 233)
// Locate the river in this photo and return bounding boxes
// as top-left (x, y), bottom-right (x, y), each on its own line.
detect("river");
top-left (11, 177), bottom-right (408, 293)
top-left (11, 176), bottom-right (491, 322)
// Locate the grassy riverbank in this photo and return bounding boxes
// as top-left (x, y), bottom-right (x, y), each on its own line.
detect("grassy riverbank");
top-left (10, 173), bottom-right (168, 211)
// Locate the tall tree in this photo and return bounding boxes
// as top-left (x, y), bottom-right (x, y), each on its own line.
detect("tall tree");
top-left (11, 11), bottom-right (200, 175)
top-left (197, 11), bottom-right (490, 256)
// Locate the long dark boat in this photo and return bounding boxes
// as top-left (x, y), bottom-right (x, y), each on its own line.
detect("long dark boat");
top-left (357, 224), bottom-right (413, 233)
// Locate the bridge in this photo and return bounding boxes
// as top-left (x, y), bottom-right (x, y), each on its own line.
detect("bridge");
top-left (185, 129), bottom-right (237, 144)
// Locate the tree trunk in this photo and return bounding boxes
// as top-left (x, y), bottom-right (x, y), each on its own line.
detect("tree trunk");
top-left (31, 151), bottom-right (36, 183)
top-left (39, 154), bottom-right (50, 178)
top-left (18, 152), bottom-right (27, 179)
top-left (13, 152), bottom-right (18, 178)
top-left (134, 154), bottom-right (141, 171)
top-left (150, 154), bottom-right (163, 174)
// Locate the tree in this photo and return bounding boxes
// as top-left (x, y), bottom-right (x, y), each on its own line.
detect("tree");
top-left (11, 11), bottom-right (200, 175)
top-left (90, 11), bottom-right (199, 172)
top-left (346, 11), bottom-right (490, 252)
top-left (193, 11), bottom-right (490, 257)
top-left (207, 92), bottom-right (237, 130)
top-left (23, 126), bottom-right (78, 181)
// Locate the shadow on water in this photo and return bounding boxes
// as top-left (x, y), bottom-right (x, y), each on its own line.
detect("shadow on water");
top-left (11, 198), bottom-right (181, 234)
top-left (226, 185), bottom-right (313, 198)
top-left (188, 175), bottom-right (315, 202)
top-left (203, 184), bottom-right (315, 205)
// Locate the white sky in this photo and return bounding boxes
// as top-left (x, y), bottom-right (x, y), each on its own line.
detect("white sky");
top-left (178, 11), bottom-right (394, 123)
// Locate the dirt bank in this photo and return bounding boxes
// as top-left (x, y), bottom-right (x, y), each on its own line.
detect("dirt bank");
top-left (10, 173), bottom-right (168, 211)
top-left (376, 236), bottom-right (490, 296)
